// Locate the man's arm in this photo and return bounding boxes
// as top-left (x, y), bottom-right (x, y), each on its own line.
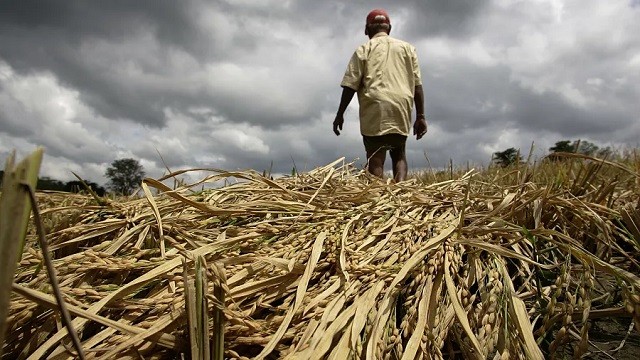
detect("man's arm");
top-left (334, 86), bottom-right (356, 136)
top-left (413, 85), bottom-right (427, 140)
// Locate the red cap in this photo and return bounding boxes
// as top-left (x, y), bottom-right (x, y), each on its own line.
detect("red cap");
top-left (366, 9), bottom-right (390, 25)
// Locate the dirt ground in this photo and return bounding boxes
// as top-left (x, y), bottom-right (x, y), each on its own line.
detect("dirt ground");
top-left (584, 318), bottom-right (640, 359)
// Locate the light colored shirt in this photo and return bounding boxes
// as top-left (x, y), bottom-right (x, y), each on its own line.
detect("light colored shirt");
top-left (341, 32), bottom-right (422, 137)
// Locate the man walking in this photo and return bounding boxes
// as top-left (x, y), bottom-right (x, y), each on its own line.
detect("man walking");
top-left (334, 9), bottom-right (427, 182)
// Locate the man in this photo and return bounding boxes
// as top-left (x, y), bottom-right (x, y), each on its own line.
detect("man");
top-left (334, 9), bottom-right (427, 182)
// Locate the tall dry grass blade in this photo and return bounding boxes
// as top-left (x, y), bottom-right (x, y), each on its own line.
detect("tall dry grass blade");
top-left (71, 172), bottom-right (110, 206)
top-left (211, 263), bottom-right (225, 360)
top-left (366, 222), bottom-right (458, 358)
top-left (11, 284), bottom-right (178, 349)
top-left (142, 182), bottom-right (165, 258)
top-left (196, 256), bottom-right (210, 360)
top-left (349, 280), bottom-right (385, 348)
top-left (184, 257), bottom-right (199, 359)
top-left (305, 300), bottom-right (358, 360)
top-left (326, 325), bottom-right (353, 360)
top-left (548, 152), bottom-right (639, 178)
top-left (621, 205), bottom-right (640, 247)
top-left (143, 178), bottom-right (238, 216)
top-left (499, 262), bottom-right (544, 360)
top-left (401, 275), bottom-right (432, 360)
top-left (339, 215), bottom-right (360, 283)
top-left (303, 277), bottom-right (341, 316)
top-left (0, 148), bottom-right (42, 355)
top-left (255, 231), bottom-right (326, 359)
top-left (457, 177), bottom-right (472, 238)
top-left (301, 166), bottom-right (335, 210)
top-left (26, 232), bottom-right (249, 360)
top-left (97, 308), bottom-right (181, 359)
top-left (23, 184), bottom-right (86, 360)
top-left (443, 248), bottom-right (483, 359)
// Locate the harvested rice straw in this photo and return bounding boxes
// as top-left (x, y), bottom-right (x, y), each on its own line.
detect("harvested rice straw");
top-left (2, 155), bottom-right (639, 359)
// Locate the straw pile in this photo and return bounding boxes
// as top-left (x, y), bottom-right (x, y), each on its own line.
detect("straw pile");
top-left (3, 155), bottom-right (640, 359)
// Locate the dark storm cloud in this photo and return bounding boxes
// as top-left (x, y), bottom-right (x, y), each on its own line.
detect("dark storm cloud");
top-left (0, 1), bottom-right (197, 126)
top-left (0, 0), bottom-right (492, 132)
top-left (400, 0), bottom-right (491, 38)
top-left (0, 0), bottom-right (273, 127)
top-left (509, 89), bottom-right (632, 136)
top-left (290, 0), bottom-right (490, 36)
top-left (424, 59), bottom-right (636, 137)
top-left (0, 111), bottom-right (34, 138)
top-left (0, 0), bottom-right (639, 184)
top-left (0, 0), bottom-right (199, 52)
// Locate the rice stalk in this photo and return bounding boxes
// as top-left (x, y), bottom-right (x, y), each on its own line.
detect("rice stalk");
top-left (1, 153), bottom-right (639, 359)
top-left (0, 148), bottom-right (43, 355)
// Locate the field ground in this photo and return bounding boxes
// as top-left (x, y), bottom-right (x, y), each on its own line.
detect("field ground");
top-left (589, 318), bottom-right (640, 359)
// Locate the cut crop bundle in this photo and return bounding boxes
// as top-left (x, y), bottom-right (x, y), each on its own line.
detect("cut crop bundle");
top-left (3, 155), bottom-right (639, 359)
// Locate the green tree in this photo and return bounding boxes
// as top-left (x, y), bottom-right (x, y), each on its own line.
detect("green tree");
top-left (492, 148), bottom-right (522, 167)
top-left (64, 180), bottom-right (106, 196)
top-left (548, 140), bottom-right (577, 161)
top-left (575, 140), bottom-right (599, 156)
top-left (596, 146), bottom-right (613, 158)
top-left (37, 177), bottom-right (66, 191)
top-left (548, 139), bottom-right (603, 160)
top-left (549, 140), bottom-right (574, 153)
top-left (105, 158), bottom-right (145, 195)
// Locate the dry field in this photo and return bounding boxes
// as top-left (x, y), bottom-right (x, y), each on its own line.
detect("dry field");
top-left (2, 153), bottom-right (640, 359)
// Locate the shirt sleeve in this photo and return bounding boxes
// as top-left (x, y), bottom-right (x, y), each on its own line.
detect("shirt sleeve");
top-left (340, 51), bottom-right (364, 91)
top-left (411, 46), bottom-right (422, 86)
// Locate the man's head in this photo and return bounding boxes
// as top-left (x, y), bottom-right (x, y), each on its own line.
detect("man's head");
top-left (365, 9), bottom-right (391, 38)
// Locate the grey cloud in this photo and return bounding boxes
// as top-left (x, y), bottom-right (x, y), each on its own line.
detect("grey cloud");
top-left (399, 0), bottom-right (491, 39)
top-left (0, 0), bottom-right (249, 127)
top-left (0, 0), bottom-right (639, 184)
top-left (289, 0), bottom-right (490, 39)
top-left (0, 106), bottom-right (35, 139)
top-left (0, 1), bottom-right (200, 51)
top-left (0, 0), bottom-right (343, 130)
top-left (425, 60), bottom-right (633, 137)
top-left (508, 88), bottom-right (631, 137)
top-left (423, 63), bottom-right (513, 133)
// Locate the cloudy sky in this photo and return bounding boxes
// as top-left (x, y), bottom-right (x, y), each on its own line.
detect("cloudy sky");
top-left (1, 0), bottom-right (639, 186)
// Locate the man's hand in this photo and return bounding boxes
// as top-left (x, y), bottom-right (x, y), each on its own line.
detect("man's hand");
top-left (413, 116), bottom-right (428, 140)
top-left (333, 114), bottom-right (344, 136)
top-left (334, 87), bottom-right (355, 136)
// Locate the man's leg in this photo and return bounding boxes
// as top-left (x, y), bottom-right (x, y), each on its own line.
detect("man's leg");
top-left (366, 148), bottom-right (386, 178)
top-left (390, 139), bottom-right (408, 182)
top-left (363, 136), bottom-right (387, 178)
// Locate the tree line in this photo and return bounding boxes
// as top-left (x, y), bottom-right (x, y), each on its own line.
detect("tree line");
top-left (492, 139), bottom-right (613, 167)
top-left (0, 142), bottom-right (618, 194)
top-left (0, 158), bottom-right (145, 196)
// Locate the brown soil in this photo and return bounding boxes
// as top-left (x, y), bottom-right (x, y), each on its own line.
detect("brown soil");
top-left (584, 318), bottom-right (640, 359)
